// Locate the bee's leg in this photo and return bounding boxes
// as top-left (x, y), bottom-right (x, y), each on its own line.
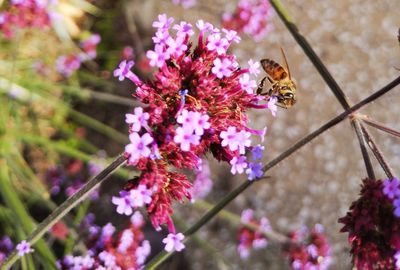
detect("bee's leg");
top-left (257, 77), bottom-right (267, 94)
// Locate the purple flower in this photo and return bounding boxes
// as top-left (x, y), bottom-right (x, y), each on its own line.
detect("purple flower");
top-left (395, 251), bottom-right (400, 268)
top-left (147, 44), bottom-right (170, 68)
top-left (162, 233), bottom-right (185, 252)
top-left (230, 156), bottom-right (248, 175)
top-left (56, 55), bottom-right (81, 77)
top-left (251, 144), bottom-right (264, 160)
top-left (193, 112), bottom-right (211, 135)
top-left (117, 230), bottom-right (134, 252)
top-left (172, 0), bottom-right (197, 9)
top-left (136, 240), bottom-right (151, 264)
top-left (211, 58), bottom-right (233, 78)
top-left (131, 211), bottom-right (144, 227)
top-left (247, 59), bottom-right (261, 76)
top-left (125, 132), bottom-right (154, 164)
top-left (207, 33), bottom-right (229, 55)
top-left (394, 198), bottom-right (400, 217)
top-left (113, 60), bottom-right (135, 81)
top-left (246, 162), bottom-right (263, 181)
top-left (239, 74), bottom-right (257, 94)
top-left (166, 35), bottom-right (188, 58)
top-left (152, 14), bottom-right (174, 29)
top-left (237, 130), bottom-right (252, 154)
top-left (173, 21), bottom-right (194, 37)
top-left (152, 29), bottom-right (170, 44)
top-left (383, 179), bottom-right (400, 199)
top-left (132, 184), bottom-right (153, 206)
top-left (268, 96), bottom-right (278, 117)
top-left (98, 251), bottom-right (117, 268)
top-left (101, 223), bottom-right (116, 239)
top-left (241, 209), bottom-right (254, 223)
top-left (112, 190), bottom-right (135, 215)
top-left (125, 107), bottom-right (150, 132)
top-left (190, 159), bottom-right (213, 201)
top-left (174, 127), bottom-right (200, 151)
top-left (223, 28), bottom-right (241, 43)
top-left (220, 126), bottom-right (240, 151)
top-left (16, 240), bottom-right (33, 257)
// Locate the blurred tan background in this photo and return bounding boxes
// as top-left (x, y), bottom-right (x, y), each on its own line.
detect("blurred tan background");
top-left (123, 1), bottom-right (400, 269)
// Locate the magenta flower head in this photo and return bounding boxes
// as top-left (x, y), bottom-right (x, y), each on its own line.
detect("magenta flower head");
top-left (283, 224), bottom-right (331, 270)
top-left (114, 14), bottom-right (273, 234)
top-left (339, 178), bottom-right (400, 269)
top-left (237, 209), bottom-right (269, 259)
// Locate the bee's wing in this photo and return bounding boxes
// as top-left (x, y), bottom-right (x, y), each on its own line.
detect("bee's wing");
top-left (260, 59), bottom-right (288, 81)
top-left (280, 48), bottom-right (291, 80)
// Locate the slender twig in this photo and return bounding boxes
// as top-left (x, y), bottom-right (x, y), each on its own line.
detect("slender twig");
top-left (268, 0), bottom-right (376, 179)
top-left (1, 154), bottom-right (127, 269)
top-left (356, 114), bottom-right (400, 138)
top-left (360, 125), bottom-right (396, 179)
top-left (144, 76), bottom-right (400, 270)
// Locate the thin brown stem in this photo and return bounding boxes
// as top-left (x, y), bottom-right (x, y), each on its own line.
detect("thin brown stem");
top-left (360, 125), bottom-right (396, 179)
top-left (356, 114), bottom-right (400, 138)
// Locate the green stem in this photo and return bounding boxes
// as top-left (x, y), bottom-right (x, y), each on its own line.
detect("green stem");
top-left (1, 154), bottom-right (127, 269)
top-left (144, 76), bottom-right (400, 269)
top-left (268, 0), bottom-right (376, 179)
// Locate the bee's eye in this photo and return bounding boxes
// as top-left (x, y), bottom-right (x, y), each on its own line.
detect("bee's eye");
top-left (284, 92), bottom-right (294, 99)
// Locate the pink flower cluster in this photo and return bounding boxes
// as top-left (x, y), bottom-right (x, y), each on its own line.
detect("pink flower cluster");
top-left (339, 178), bottom-right (400, 269)
top-left (222, 0), bottom-right (274, 42)
top-left (0, 0), bottom-right (52, 38)
top-left (58, 211), bottom-right (150, 270)
top-left (283, 224), bottom-right (331, 270)
top-left (237, 209), bottom-right (271, 259)
top-left (56, 33), bottom-right (101, 77)
top-left (113, 14), bottom-right (272, 238)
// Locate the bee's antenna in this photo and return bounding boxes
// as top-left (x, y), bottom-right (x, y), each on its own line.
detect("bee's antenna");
top-left (280, 47), bottom-right (291, 80)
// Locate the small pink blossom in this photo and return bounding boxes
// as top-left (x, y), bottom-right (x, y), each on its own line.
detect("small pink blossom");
top-left (222, 28), bottom-right (241, 43)
top-left (211, 58), bottom-right (233, 78)
top-left (268, 96), bottom-right (278, 117)
top-left (166, 36), bottom-right (188, 58)
top-left (172, 0), bottom-right (196, 9)
top-left (125, 107), bottom-right (150, 132)
top-left (16, 240), bottom-right (33, 257)
top-left (152, 29), bottom-right (170, 44)
top-left (147, 44), bottom-right (170, 68)
top-left (174, 127), bottom-right (200, 151)
top-left (152, 14), bottom-right (174, 29)
top-left (207, 33), bottom-right (229, 55)
top-left (220, 126), bottom-right (240, 151)
top-left (173, 21), bottom-right (194, 37)
top-left (112, 191), bottom-right (135, 215)
top-left (248, 59), bottom-right (261, 76)
top-left (113, 60), bottom-right (135, 81)
top-left (239, 74), bottom-right (257, 94)
top-left (125, 133), bottom-right (154, 163)
top-left (230, 156), bottom-right (248, 174)
top-left (162, 233), bottom-right (185, 252)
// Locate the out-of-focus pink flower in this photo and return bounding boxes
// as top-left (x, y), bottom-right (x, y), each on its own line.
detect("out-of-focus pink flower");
top-left (222, 0), bottom-right (274, 42)
top-left (56, 55), bottom-right (81, 77)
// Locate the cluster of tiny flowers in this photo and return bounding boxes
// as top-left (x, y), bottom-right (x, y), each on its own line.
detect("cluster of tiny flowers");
top-left (339, 178), bottom-right (400, 269)
top-left (171, 0), bottom-right (196, 9)
top-left (0, 236), bottom-right (13, 263)
top-left (56, 33), bottom-right (101, 77)
top-left (237, 209), bottom-right (271, 259)
top-left (58, 211), bottom-right (150, 269)
top-left (113, 14), bottom-right (276, 248)
top-left (45, 157), bottom-right (106, 200)
top-left (222, 0), bottom-right (274, 42)
top-left (283, 224), bottom-right (332, 270)
top-left (190, 159), bottom-right (213, 202)
top-left (0, 0), bottom-right (52, 38)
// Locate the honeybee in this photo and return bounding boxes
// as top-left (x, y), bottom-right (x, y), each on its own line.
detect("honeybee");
top-left (257, 48), bottom-right (297, 108)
